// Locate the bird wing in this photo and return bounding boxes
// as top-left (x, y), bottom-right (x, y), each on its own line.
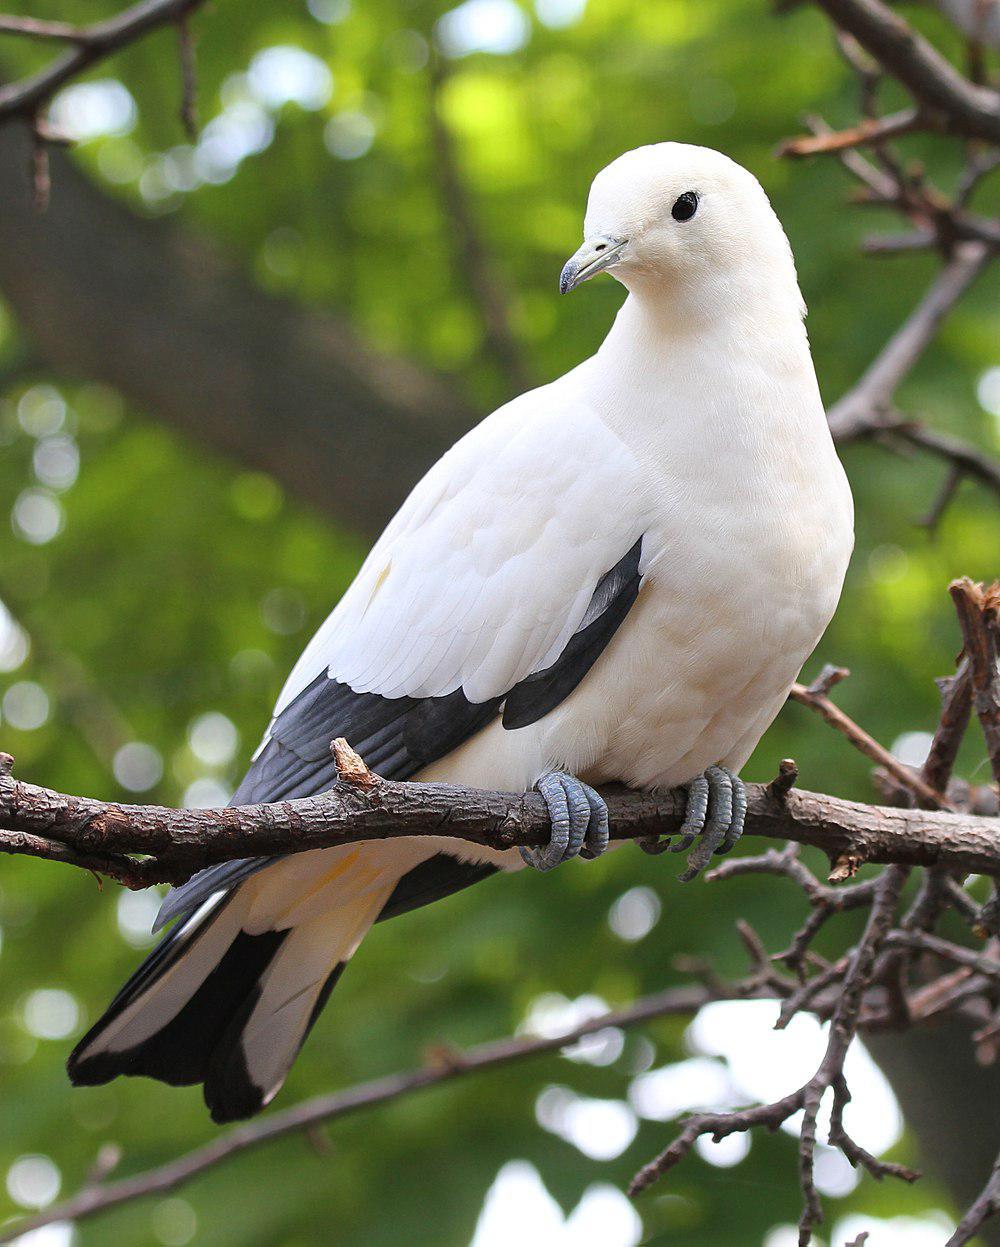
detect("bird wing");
top-left (155, 388), bottom-right (653, 930)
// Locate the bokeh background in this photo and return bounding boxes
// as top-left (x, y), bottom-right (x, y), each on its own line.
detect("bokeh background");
top-left (0, 0), bottom-right (998, 1244)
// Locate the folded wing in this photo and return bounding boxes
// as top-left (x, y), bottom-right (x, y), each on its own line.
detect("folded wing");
top-left (159, 397), bottom-right (653, 928)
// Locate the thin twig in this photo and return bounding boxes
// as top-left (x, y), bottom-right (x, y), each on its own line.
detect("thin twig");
top-left (176, 14), bottom-right (198, 139)
top-left (789, 677), bottom-right (954, 810)
top-left (890, 423), bottom-right (1000, 505)
top-left (950, 579), bottom-right (1000, 783)
top-left (780, 107), bottom-right (923, 156)
top-left (0, 15), bottom-right (87, 42)
top-left (626, 865), bottom-right (912, 1240)
top-left (885, 928), bottom-right (1000, 983)
top-left (30, 122), bottom-right (50, 212)
top-left (946, 1151), bottom-right (1000, 1245)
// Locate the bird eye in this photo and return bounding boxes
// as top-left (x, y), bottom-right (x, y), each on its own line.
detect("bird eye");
top-left (671, 191), bottom-right (698, 222)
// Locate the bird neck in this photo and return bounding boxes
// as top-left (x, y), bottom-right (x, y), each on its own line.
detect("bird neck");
top-left (588, 280), bottom-right (833, 461)
top-left (602, 271), bottom-right (809, 360)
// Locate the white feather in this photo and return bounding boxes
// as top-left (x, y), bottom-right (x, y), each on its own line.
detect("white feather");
top-left (274, 383), bottom-right (649, 713)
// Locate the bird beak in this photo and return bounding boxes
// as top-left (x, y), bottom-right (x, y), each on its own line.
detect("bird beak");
top-left (559, 235), bottom-right (628, 294)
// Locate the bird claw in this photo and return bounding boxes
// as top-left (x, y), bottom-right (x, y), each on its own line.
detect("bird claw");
top-left (670, 766), bottom-right (746, 882)
top-left (521, 770), bottom-right (610, 871)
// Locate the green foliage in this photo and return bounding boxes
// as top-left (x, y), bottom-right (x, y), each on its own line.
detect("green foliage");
top-left (0, 1), bottom-right (998, 1243)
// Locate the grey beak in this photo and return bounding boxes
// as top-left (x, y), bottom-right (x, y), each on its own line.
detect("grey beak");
top-left (559, 235), bottom-right (628, 294)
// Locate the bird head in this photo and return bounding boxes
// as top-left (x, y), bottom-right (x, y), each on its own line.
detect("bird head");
top-left (560, 143), bottom-right (804, 317)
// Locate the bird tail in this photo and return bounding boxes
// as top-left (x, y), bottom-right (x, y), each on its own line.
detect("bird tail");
top-left (67, 849), bottom-right (396, 1123)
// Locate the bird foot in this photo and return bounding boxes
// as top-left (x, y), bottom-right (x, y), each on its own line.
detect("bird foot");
top-left (520, 770), bottom-right (610, 871)
top-left (647, 766), bottom-right (746, 882)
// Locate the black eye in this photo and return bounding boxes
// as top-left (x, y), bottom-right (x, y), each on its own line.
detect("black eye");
top-left (671, 191), bottom-right (698, 222)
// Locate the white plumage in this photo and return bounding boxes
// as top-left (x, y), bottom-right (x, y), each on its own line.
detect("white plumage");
top-left (276, 393), bottom-right (645, 707)
top-left (69, 142), bottom-right (853, 1121)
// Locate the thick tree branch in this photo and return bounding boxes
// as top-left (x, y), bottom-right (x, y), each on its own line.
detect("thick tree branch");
top-left (2, 747), bottom-right (1000, 885)
top-left (812, 0), bottom-right (1000, 143)
top-left (2, 591), bottom-right (998, 1244)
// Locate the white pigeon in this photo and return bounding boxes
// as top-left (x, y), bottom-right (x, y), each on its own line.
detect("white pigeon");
top-left (68, 142), bottom-right (854, 1122)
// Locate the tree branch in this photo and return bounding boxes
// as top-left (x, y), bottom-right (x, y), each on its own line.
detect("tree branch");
top-left (0, 976), bottom-right (768, 1243)
top-left (779, 107), bottom-right (923, 156)
top-left (948, 1150), bottom-right (1000, 1246)
top-left (890, 422), bottom-right (1000, 503)
top-left (789, 665), bottom-right (954, 810)
top-left (950, 579), bottom-right (1000, 783)
top-left (0, 0), bottom-right (207, 124)
top-left (0, 16), bottom-right (85, 44)
top-left (626, 865), bottom-right (915, 1234)
top-left (812, 0), bottom-right (1000, 143)
top-left (827, 242), bottom-right (992, 441)
top-left (2, 744), bottom-right (1000, 886)
top-left (778, 13), bottom-right (999, 529)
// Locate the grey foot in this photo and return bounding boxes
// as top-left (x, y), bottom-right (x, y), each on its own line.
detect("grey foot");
top-left (520, 770), bottom-right (610, 871)
top-left (667, 766), bottom-right (746, 882)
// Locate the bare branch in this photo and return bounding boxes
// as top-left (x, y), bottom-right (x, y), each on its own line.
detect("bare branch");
top-left (0, 0), bottom-right (207, 127)
top-left (827, 243), bottom-right (992, 441)
top-left (947, 1151), bottom-right (1000, 1246)
top-left (0, 16), bottom-right (86, 43)
top-left (3, 746), bottom-right (1000, 884)
top-left (950, 579), bottom-right (1000, 782)
top-left (176, 14), bottom-right (198, 140)
top-left (885, 928), bottom-right (1000, 984)
top-left (893, 423), bottom-right (1000, 511)
top-left (30, 121), bottom-right (50, 212)
top-left (708, 844), bottom-right (878, 975)
top-left (779, 107), bottom-right (922, 156)
top-left (0, 977), bottom-right (767, 1242)
top-left (917, 658), bottom-right (972, 793)
top-left (627, 865), bottom-right (915, 1237)
top-left (812, 0), bottom-right (1000, 143)
top-left (789, 675), bottom-right (954, 810)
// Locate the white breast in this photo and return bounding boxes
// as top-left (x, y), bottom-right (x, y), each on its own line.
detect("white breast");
top-left (420, 304), bottom-right (854, 798)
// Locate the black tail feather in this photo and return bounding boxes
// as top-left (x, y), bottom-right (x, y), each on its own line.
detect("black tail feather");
top-left (203, 960), bottom-right (347, 1124)
top-left (68, 928), bottom-right (288, 1090)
